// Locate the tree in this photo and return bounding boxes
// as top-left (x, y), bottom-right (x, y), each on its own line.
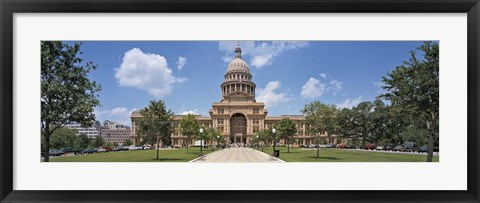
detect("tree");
top-left (76, 134), bottom-right (91, 149)
top-left (91, 135), bottom-right (105, 148)
top-left (179, 114), bottom-right (200, 153)
top-left (136, 100), bottom-right (174, 160)
top-left (380, 41), bottom-right (439, 162)
top-left (368, 100), bottom-right (391, 145)
top-left (47, 127), bottom-right (79, 150)
top-left (336, 101), bottom-right (375, 148)
top-left (105, 142), bottom-right (114, 148)
top-left (123, 138), bottom-right (132, 147)
top-left (337, 108), bottom-right (362, 147)
top-left (302, 101), bottom-right (339, 144)
top-left (352, 101), bottom-right (374, 147)
top-left (274, 118), bottom-right (297, 153)
top-left (256, 129), bottom-right (272, 151)
top-left (314, 137), bottom-right (322, 159)
top-left (205, 127), bottom-right (221, 149)
top-left (41, 41), bottom-right (101, 162)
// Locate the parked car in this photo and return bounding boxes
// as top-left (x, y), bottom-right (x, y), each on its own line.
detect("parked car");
top-left (364, 143), bottom-right (376, 150)
top-left (418, 146), bottom-right (428, 153)
top-left (336, 143), bottom-right (352, 149)
top-left (113, 147), bottom-right (129, 151)
top-left (325, 144), bottom-right (336, 148)
top-left (104, 146), bottom-right (113, 152)
top-left (383, 143), bottom-right (395, 151)
top-left (128, 145), bottom-right (143, 150)
top-left (60, 148), bottom-right (82, 155)
top-left (96, 148), bottom-right (106, 153)
top-left (82, 149), bottom-right (97, 154)
top-left (393, 145), bottom-right (405, 152)
top-left (376, 145), bottom-right (384, 150)
top-left (403, 142), bottom-right (419, 152)
top-left (143, 146), bottom-right (151, 150)
top-left (49, 149), bottom-right (65, 156)
top-left (308, 144), bottom-right (317, 148)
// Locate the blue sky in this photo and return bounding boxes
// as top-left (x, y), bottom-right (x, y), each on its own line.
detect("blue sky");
top-left (73, 41), bottom-right (425, 126)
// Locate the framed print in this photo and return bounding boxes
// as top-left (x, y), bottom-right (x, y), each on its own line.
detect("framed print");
top-left (1, 0), bottom-right (479, 202)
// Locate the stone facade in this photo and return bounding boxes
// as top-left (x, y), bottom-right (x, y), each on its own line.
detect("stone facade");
top-left (101, 128), bottom-right (132, 145)
top-left (130, 43), bottom-right (341, 147)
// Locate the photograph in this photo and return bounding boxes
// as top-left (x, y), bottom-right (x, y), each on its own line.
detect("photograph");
top-left (40, 40), bottom-right (439, 163)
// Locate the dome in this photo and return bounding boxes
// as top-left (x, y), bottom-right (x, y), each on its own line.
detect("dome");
top-left (227, 58), bottom-right (250, 74)
top-left (226, 43), bottom-right (250, 74)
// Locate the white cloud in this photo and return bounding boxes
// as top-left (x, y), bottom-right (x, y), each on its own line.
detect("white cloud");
top-left (110, 107), bottom-right (128, 116)
top-left (329, 80), bottom-right (343, 95)
top-left (256, 81), bottom-right (292, 108)
top-left (180, 109), bottom-right (200, 115)
top-left (94, 107), bottom-right (138, 126)
top-left (115, 48), bottom-right (187, 98)
top-left (301, 77), bottom-right (326, 99)
top-left (176, 56), bottom-right (187, 71)
top-left (301, 74), bottom-right (344, 98)
top-left (337, 96), bottom-right (364, 109)
top-left (373, 81), bottom-right (383, 88)
top-left (251, 55), bottom-right (273, 67)
top-left (218, 41), bottom-right (309, 68)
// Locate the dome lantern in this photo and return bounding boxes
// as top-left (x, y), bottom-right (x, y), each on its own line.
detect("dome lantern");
top-left (235, 41), bottom-right (242, 59)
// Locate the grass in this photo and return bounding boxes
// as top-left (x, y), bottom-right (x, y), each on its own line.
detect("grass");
top-left (49, 147), bottom-right (215, 162)
top-left (257, 147), bottom-right (439, 162)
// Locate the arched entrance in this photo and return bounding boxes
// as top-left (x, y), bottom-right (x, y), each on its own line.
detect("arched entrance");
top-left (230, 113), bottom-right (247, 144)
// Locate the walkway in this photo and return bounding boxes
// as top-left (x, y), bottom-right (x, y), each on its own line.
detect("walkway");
top-left (191, 147), bottom-right (284, 163)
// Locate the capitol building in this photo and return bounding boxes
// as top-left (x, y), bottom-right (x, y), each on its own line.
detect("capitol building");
top-left (130, 44), bottom-right (341, 147)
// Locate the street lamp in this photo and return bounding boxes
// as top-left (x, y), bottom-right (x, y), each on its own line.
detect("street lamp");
top-left (256, 135), bottom-right (259, 150)
top-left (216, 135), bottom-right (220, 150)
top-left (199, 128), bottom-right (204, 156)
top-left (272, 128), bottom-right (277, 156)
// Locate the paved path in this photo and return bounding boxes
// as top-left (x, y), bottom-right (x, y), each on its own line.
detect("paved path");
top-left (191, 147), bottom-right (284, 163)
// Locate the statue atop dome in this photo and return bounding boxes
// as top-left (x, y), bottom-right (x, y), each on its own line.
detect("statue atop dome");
top-left (235, 41), bottom-right (242, 58)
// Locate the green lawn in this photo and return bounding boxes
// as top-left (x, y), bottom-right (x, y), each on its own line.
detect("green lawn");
top-left (49, 147), bottom-right (215, 162)
top-left (257, 147), bottom-right (439, 162)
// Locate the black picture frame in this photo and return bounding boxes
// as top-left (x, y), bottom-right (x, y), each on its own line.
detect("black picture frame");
top-left (1, 0), bottom-right (479, 202)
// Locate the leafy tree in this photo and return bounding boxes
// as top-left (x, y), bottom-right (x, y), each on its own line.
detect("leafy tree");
top-left (399, 125), bottom-right (429, 146)
top-left (380, 41), bottom-right (439, 162)
top-left (179, 114), bottom-right (200, 153)
top-left (92, 135), bottom-right (105, 148)
top-left (314, 137), bottom-right (322, 159)
top-left (205, 127), bottom-right (221, 148)
top-left (337, 108), bottom-right (362, 147)
top-left (302, 101), bottom-right (339, 144)
top-left (105, 142), bottom-right (114, 148)
top-left (76, 134), bottom-right (91, 149)
top-left (366, 100), bottom-right (390, 145)
top-left (256, 129), bottom-right (273, 151)
top-left (136, 100), bottom-right (174, 160)
top-left (123, 138), bottom-right (132, 146)
top-left (41, 41), bottom-right (101, 162)
top-left (274, 118), bottom-right (297, 153)
top-left (352, 101), bottom-right (374, 147)
top-left (48, 127), bottom-right (79, 149)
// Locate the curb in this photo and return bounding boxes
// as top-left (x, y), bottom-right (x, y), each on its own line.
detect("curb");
top-left (252, 148), bottom-right (286, 162)
top-left (188, 149), bottom-right (224, 162)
